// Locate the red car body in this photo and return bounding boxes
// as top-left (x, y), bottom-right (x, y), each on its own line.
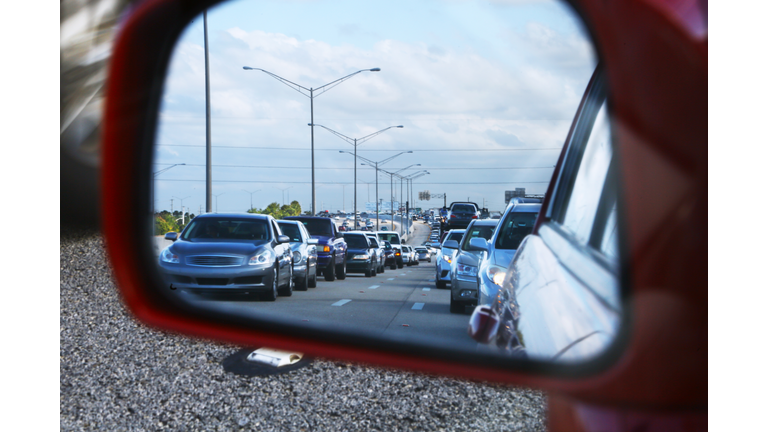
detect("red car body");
top-left (101, 0), bottom-right (707, 430)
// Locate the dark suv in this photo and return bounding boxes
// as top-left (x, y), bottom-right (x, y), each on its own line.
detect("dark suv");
top-left (284, 216), bottom-right (347, 281)
top-left (444, 202), bottom-right (480, 231)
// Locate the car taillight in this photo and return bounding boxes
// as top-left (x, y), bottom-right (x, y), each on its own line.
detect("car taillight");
top-left (451, 215), bottom-right (456, 218)
top-left (472, 215), bottom-right (478, 219)
top-left (395, 252), bottom-right (401, 256)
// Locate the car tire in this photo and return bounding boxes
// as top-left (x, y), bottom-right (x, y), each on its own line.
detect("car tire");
top-left (336, 255), bottom-right (347, 280)
top-left (436, 279), bottom-right (447, 289)
top-left (324, 259), bottom-right (336, 282)
top-left (308, 267), bottom-right (317, 288)
top-left (365, 264), bottom-right (373, 277)
top-left (390, 263), bottom-right (397, 270)
top-left (279, 265), bottom-right (293, 296)
top-left (263, 266), bottom-right (278, 301)
top-left (295, 265), bottom-right (308, 291)
top-left (449, 295), bottom-right (464, 313)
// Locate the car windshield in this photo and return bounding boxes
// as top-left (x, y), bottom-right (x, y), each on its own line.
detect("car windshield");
top-left (344, 235), bottom-right (369, 249)
top-left (277, 223), bottom-right (302, 242)
top-left (443, 231), bottom-right (464, 248)
top-left (452, 204), bottom-right (476, 213)
top-left (182, 218), bottom-right (270, 242)
top-left (495, 212), bottom-right (539, 249)
top-left (297, 219), bottom-right (333, 237)
top-left (460, 225), bottom-right (497, 250)
top-left (378, 233), bottom-right (400, 245)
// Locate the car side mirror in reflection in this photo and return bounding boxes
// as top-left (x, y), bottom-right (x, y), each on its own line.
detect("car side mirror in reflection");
top-left (164, 232), bottom-right (178, 242)
top-left (307, 239), bottom-right (319, 245)
top-left (468, 238), bottom-right (489, 252)
top-left (443, 240), bottom-right (459, 249)
top-left (335, 232), bottom-right (344, 239)
top-left (277, 235), bottom-right (290, 244)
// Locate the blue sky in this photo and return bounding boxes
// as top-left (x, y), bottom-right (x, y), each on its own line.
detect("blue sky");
top-left (154, 0), bottom-right (596, 215)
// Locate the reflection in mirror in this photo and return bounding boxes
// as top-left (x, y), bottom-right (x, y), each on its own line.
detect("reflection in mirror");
top-left (151, 0), bottom-right (620, 364)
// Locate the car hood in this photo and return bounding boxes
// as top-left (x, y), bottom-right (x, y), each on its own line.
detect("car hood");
top-left (490, 248), bottom-right (517, 268)
top-left (347, 247), bottom-right (371, 255)
top-left (170, 240), bottom-right (268, 256)
top-left (310, 235), bottom-right (334, 245)
top-left (288, 242), bottom-right (304, 252)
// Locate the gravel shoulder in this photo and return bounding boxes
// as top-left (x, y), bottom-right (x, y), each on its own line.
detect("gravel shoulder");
top-left (61, 227), bottom-right (547, 431)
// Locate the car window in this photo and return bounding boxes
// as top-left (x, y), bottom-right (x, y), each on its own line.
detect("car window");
top-left (495, 212), bottom-right (538, 250)
top-left (452, 204), bottom-right (475, 213)
top-left (460, 225), bottom-right (497, 250)
top-left (560, 102), bottom-right (612, 244)
top-left (182, 218), bottom-right (270, 241)
top-left (344, 235), bottom-right (369, 248)
top-left (298, 219), bottom-right (333, 237)
top-left (378, 233), bottom-right (400, 245)
top-left (277, 223), bottom-right (302, 242)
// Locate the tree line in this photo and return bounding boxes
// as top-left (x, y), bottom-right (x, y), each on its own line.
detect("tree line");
top-left (154, 201), bottom-right (310, 235)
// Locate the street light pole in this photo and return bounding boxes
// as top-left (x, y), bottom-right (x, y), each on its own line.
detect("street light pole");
top-left (243, 189), bottom-right (261, 211)
top-left (172, 195), bottom-right (191, 225)
top-left (243, 66), bottom-right (381, 216)
top-left (214, 193), bottom-right (225, 212)
top-left (343, 150), bottom-right (413, 231)
top-left (313, 124), bottom-right (403, 231)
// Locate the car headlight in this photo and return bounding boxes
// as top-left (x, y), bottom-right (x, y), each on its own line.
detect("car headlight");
top-left (160, 247), bottom-right (179, 264)
top-left (486, 264), bottom-right (506, 286)
top-left (248, 249), bottom-right (274, 266)
top-left (442, 254), bottom-right (452, 264)
top-left (292, 251), bottom-right (302, 263)
top-left (352, 254), bottom-right (370, 260)
top-left (457, 263), bottom-right (478, 277)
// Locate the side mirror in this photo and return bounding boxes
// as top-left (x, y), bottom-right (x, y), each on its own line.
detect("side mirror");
top-left (307, 238), bottom-right (319, 245)
top-left (164, 232), bottom-right (178, 241)
top-left (468, 238), bottom-right (489, 252)
top-left (336, 232), bottom-right (344, 239)
top-left (443, 240), bottom-right (459, 249)
top-left (277, 235), bottom-right (291, 244)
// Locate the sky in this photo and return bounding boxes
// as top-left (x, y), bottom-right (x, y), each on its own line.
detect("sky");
top-left (153, 0), bottom-right (597, 215)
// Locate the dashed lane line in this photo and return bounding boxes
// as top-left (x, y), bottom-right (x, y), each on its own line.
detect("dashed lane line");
top-left (368, 285), bottom-right (380, 290)
top-left (422, 288), bottom-right (431, 291)
top-left (412, 303), bottom-right (425, 310)
top-left (387, 278), bottom-right (395, 281)
top-left (332, 299), bottom-right (352, 306)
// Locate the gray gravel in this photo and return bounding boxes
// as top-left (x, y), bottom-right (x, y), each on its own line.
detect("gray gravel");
top-left (61, 227), bottom-right (547, 431)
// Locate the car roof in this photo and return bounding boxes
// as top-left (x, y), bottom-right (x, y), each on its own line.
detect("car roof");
top-left (506, 202), bottom-right (542, 213)
top-left (195, 213), bottom-right (270, 220)
top-left (277, 220), bottom-right (300, 225)
top-left (284, 216), bottom-right (330, 221)
top-left (468, 219), bottom-right (500, 227)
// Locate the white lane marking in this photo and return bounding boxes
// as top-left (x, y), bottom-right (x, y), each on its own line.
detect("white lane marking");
top-left (412, 303), bottom-right (425, 310)
top-left (422, 288), bottom-right (431, 291)
top-left (387, 278), bottom-right (395, 281)
top-left (428, 279), bottom-right (436, 282)
top-left (368, 285), bottom-right (380, 290)
top-left (400, 273), bottom-right (407, 276)
top-left (332, 299), bottom-right (352, 306)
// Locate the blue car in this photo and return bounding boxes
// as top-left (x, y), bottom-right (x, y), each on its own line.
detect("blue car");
top-left (475, 203), bottom-right (541, 306)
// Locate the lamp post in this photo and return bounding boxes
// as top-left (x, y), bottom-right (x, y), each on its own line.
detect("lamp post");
top-left (393, 164), bottom-right (421, 234)
top-left (274, 186), bottom-right (293, 205)
top-left (346, 151), bottom-right (413, 230)
top-left (243, 189), bottom-right (261, 211)
top-left (172, 195), bottom-right (191, 225)
top-left (214, 193), bottom-right (225, 212)
top-left (152, 163), bottom-right (186, 235)
top-left (243, 66), bottom-right (381, 216)
top-left (312, 124), bottom-right (403, 229)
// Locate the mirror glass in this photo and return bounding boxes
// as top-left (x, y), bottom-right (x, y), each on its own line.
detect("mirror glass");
top-left (152, 0), bottom-right (621, 365)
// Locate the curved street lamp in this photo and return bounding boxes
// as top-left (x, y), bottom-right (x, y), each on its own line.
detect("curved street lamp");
top-left (313, 123), bottom-right (403, 228)
top-left (348, 150), bottom-right (413, 230)
top-left (243, 66), bottom-right (381, 215)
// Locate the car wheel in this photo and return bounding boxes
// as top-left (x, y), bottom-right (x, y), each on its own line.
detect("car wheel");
top-left (324, 259), bottom-right (336, 282)
top-left (263, 266), bottom-right (278, 301)
top-left (308, 266), bottom-right (317, 288)
top-left (449, 295), bottom-right (464, 313)
top-left (436, 279), bottom-right (447, 289)
top-left (336, 255), bottom-right (347, 280)
top-left (390, 263), bottom-right (397, 270)
top-left (365, 263), bottom-right (373, 277)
